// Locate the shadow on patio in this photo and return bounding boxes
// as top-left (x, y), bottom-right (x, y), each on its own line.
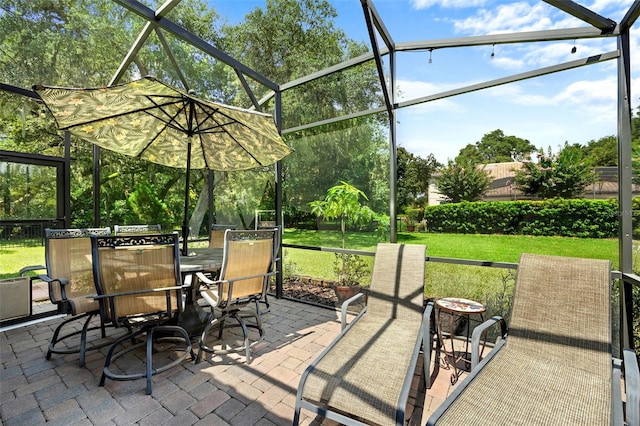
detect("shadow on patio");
top-left (0, 297), bottom-right (468, 425)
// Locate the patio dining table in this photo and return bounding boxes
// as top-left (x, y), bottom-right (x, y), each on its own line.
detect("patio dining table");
top-left (179, 248), bottom-right (224, 301)
top-left (178, 248), bottom-right (224, 337)
top-left (179, 247), bottom-right (224, 274)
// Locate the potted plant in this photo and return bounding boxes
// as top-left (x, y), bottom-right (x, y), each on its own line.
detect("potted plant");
top-left (405, 207), bottom-right (424, 232)
top-left (310, 181), bottom-right (388, 301)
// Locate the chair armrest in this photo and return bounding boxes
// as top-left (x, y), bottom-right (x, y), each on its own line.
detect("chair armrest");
top-left (195, 271), bottom-right (277, 288)
top-left (471, 315), bottom-right (507, 369)
top-left (19, 265), bottom-right (46, 276)
top-left (37, 274), bottom-right (69, 302)
top-left (423, 301), bottom-right (435, 386)
top-left (340, 292), bottom-right (365, 330)
top-left (624, 348), bottom-right (639, 426)
top-left (195, 272), bottom-right (217, 288)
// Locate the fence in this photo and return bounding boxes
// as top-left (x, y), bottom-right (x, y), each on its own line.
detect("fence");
top-left (0, 220), bottom-right (62, 248)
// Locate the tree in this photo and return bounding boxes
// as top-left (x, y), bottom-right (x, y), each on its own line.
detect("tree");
top-left (224, 0), bottom-right (389, 217)
top-left (397, 147), bottom-right (440, 212)
top-left (435, 159), bottom-right (492, 203)
top-left (583, 135), bottom-right (617, 166)
top-left (0, 0), bottom-right (229, 230)
top-left (457, 129), bottom-right (536, 164)
top-left (513, 144), bottom-right (597, 198)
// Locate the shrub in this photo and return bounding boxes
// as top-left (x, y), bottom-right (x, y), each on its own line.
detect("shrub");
top-left (424, 198), bottom-right (619, 238)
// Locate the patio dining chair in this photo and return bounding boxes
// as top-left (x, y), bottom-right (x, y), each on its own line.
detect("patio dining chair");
top-left (208, 224), bottom-right (237, 249)
top-left (427, 253), bottom-right (639, 426)
top-left (195, 229), bottom-right (277, 364)
top-left (294, 243), bottom-right (431, 426)
top-left (90, 232), bottom-right (193, 395)
top-left (33, 227), bottom-right (114, 367)
top-left (113, 224), bottom-right (161, 235)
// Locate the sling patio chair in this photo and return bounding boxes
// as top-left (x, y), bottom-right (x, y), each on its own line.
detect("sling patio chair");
top-left (427, 253), bottom-right (640, 426)
top-left (195, 229), bottom-right (277, 364)
top-left (90, 232), bottom-right (193, 395)
top-left (113, 224), bottom-right (161, 235)
top-left (208, 224), bottom-right (237, 249)
top-left (27, 227), bottom-right (116, 367)
top-left (294, 243), bottom-right (432, 426)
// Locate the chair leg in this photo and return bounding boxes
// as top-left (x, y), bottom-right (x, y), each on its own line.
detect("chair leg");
top-left (78, 313), bottom-right (96, 367)
top-left (258, 294), bottom-right (270, 315)
top-left (230, 313), bottom-right (251, 363)
top-left (100, 328), bottom-right (146, 387)
top-left (197, 308), bottom-right (265, 364)
top-left (197, 315), bottom-right (223, 364)
top-left (146, 328), bottom-right (155, 395)
top-left (48, 311), bottom-right (108, 367)
top-left (47, 313), bottom-right (82, 360)
top-left (100, 325), bottom-right (192, 395)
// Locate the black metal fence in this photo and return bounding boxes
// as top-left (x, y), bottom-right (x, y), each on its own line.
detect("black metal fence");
top-left (0, 219), bottom-right (62, 248)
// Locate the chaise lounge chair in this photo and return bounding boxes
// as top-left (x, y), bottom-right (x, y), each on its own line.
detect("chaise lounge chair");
top-left (294, 243), bottom-right (431, 426)
top-left (427, 253), bottom-right (639, 426)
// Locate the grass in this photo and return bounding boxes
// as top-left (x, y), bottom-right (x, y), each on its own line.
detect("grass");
top-left (0, 246), bottom-right (46, 280)
top-left (1, 230), bottom-right (619, 320)
top-left (282, 229), bottom-right (618, 271)
top-left (280, 230), bottom-right (619, 320)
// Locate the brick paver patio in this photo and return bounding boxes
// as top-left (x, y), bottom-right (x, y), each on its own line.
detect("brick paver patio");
top-left (1, 297), bottom-right (467, 425)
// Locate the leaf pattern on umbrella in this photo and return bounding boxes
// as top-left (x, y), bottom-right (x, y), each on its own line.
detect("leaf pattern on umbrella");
top-left (34, 76), bottom-right (292, 171)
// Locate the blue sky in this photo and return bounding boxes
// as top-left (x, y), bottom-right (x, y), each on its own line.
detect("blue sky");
top-left (210, 0), bottom-right (638, 163)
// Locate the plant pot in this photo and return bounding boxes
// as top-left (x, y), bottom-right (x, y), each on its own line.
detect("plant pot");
top-left (333, 284), bottom-right (362, 302)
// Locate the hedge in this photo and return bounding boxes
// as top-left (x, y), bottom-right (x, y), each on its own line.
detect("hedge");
top-left (423, 198), bottom-right (624, 238)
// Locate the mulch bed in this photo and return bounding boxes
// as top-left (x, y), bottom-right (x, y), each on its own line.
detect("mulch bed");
top-left (270, 279), bottom-right (366, 311)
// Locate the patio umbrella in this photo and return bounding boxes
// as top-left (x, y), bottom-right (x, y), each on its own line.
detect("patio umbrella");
top-left (34, 76), bottom-right (292, 255)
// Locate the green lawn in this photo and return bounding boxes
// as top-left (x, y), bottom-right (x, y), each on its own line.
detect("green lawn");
top-left (1, 230), bottom-right (620, 320)
top-left (279, 230), bottom-right (619, 320)
top-left (282, 229), bottom-right (618, 267)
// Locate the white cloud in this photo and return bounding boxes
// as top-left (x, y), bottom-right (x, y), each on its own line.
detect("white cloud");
top-left (484, 83), bottom-right (554, 106)
top-left (448, 1), bottom-right (634, 36)
top-left (452, 2), bottom-right (558, 35)
top-left (555, 77), bottom-right (617, 105)
top-left (490, 55), bottom-right (524, 70)
top-left (586, 0), bottom-right (635, 20)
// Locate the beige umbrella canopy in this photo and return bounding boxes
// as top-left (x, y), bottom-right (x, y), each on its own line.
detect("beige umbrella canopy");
top-left (34, 76), bottom-right (292, 254)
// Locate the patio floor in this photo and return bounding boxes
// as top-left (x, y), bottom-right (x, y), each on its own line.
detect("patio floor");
top-left (0, 297), bottom-right (469, 426)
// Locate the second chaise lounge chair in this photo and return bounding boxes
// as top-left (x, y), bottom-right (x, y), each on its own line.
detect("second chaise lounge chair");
top-left (427, 253), bottom-right (639, 426)
top-left (294, 243), bottom-right (432, 426)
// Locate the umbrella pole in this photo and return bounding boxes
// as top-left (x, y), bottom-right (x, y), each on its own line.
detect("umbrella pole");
top-left (182, 142), bottom-right (192, 256)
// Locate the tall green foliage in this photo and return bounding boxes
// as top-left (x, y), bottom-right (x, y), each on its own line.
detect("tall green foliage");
top-left (397, 147), bottom-right (440, 211)
top-left (224, 0), bottom-right (389, 215)
top-left (310, 181), bottom-right (388, 285)
top-left (3, 0), bottom-right (386, 233)
top-left (456, 129), bottom-right (536, 164)
top-left (582, 135), bottom-right (618, 166)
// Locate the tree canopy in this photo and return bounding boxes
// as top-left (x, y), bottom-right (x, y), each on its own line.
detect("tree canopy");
top-left (1, 0), bottom-right (390, 237)
top-left (456, 129), bottom-right (536, 164)
top-left (397, 147), bottom-right (440, 212)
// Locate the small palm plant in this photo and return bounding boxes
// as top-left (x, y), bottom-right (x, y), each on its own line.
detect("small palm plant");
top-left (310, 181), bottom-right (387, 286)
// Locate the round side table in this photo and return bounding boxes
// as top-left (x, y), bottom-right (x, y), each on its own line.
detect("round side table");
top-left (435, 297), bottom-right (486, 384)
